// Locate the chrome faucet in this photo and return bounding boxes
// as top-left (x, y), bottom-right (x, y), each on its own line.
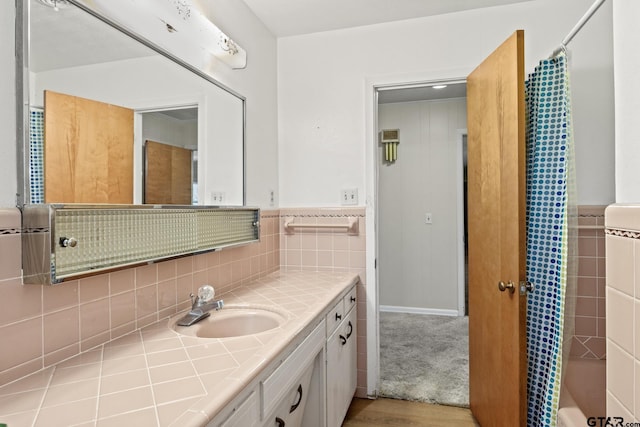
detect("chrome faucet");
top-left (190, 293), bottom-right (225, 313)
top-left (176, 286), bottom-right (224, 327)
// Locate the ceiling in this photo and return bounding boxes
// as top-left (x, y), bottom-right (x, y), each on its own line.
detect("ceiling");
top-left (240, 0), bottom-right (534, 38)
top-left (378, 83), bottom-right (467, 104)
top-left (30, 0), bottom-right (154, 72)
top-left (30, 0), bottom-right (530, 103)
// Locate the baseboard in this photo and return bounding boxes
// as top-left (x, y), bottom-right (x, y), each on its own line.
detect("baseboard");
top-left (379, 305), bottom-right (459, 317)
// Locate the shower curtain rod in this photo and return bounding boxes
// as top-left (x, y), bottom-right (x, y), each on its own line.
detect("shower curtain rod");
top-left (550, 0), bottom-right (607, 58)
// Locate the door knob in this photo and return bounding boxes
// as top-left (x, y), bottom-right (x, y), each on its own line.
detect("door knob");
top-left (498, 281), bottom-right (515, 294)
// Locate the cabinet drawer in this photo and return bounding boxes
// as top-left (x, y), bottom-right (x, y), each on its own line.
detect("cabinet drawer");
top-left (261, 320), bottom-right (325, 419)
top-left (344, 285), bottom-right (357, 313)
top-left (325, 299), bottom-right (345, 337)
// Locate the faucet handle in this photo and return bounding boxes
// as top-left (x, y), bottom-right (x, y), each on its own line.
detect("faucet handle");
top-left (197, 285), bottom-right (215, 303)
top-left (189, 293), bottom-right (199, 309)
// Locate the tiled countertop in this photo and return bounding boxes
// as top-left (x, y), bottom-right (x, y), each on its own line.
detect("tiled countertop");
top-left (0, 270), bottom-right (359, 426)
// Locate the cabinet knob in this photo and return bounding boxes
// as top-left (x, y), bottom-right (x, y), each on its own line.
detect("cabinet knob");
top-left (350, 296), bottom-right (356, 303)
top-left (59, 237), bottom-right (78, 248)
top-left (335, 313), bottom-right (342, 321)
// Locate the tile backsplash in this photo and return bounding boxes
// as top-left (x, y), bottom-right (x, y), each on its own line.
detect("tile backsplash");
top-left (604, 204), bottom-right (640, 420)
top-left (0, 209), bottom-right (280, 385)
top-left (0, 207), bottom-right (371, 397)
top-left (279, 207), bottom-right (367, 397)
top-left (571, 205), bottom-right (607, 360)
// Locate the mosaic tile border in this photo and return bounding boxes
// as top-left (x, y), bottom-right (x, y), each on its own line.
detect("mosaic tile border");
top-left (605, 228), bottom-right (640, 239)
top-left (279, 208), bottom-right (365, 218)
top-left (0, 228), bottom-right (20, 235)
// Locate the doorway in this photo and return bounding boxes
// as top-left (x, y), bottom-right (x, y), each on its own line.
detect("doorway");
top-left (134, 106), bottom-right (198, 204)
top-left (376, 81), bottom-right (470, 406)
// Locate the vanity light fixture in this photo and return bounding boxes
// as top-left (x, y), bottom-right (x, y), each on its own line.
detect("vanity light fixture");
top-left (38, 0), bottom-right (69, 12)
top-left (79, 0), bottom-right (247, 69)
top-left (432, 84), bottom-right (448, 89)
top-left (219, 36), bottom-right (239, 55)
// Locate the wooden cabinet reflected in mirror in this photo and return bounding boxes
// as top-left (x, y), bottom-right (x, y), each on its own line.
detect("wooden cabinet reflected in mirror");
top-left (44, 90), bottom-right (133, 204)
top-left (144, 140), bottom-right (194, 205)
top-left (42, 90), bottom-right (200, 205)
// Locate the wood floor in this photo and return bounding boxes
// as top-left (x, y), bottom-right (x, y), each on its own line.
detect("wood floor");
top-left (342, 398), bottom-right (479, 427)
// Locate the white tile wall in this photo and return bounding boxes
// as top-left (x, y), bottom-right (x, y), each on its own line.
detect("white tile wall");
top-left (605, 204), bottom-right (640, 421)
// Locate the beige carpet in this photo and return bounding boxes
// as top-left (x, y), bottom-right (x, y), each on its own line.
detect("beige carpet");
top-left (379, 312), bottom-right (469, 407)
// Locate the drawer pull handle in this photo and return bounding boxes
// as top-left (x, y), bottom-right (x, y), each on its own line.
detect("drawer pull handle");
top-left (276, 416), bottom-right (285, 427)
top-left (289, 384), bottom-right (303, 413)
top-left (346, 321), bottom-right (353, 339)
top-left (350, 296), bottom-right (356, 303)
top-left (340, 335), bottom-right (347, 345)
top-left (335, 313), bottom-right (342, 321)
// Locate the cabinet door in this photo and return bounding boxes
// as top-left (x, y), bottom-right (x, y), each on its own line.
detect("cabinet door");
top-left (264, 362), bottom-right (315, 427)
top-left (326, 307), bottom-right (357, 426)
top-left (218, 390), bottom-right (259, 427)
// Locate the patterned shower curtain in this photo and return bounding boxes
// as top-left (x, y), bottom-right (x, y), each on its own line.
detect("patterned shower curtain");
top-left (525, 51), bottom-right (577, 427)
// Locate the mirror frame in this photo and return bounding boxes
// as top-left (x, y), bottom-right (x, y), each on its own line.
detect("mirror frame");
top-left (15, 0), bottom-right (246, 207)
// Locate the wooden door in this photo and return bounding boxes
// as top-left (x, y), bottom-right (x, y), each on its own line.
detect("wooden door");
top-left (144, 140), bottom-right (193, 204)
top-left (467, 30), bottom-right (527, 426)
top-left (44, 90), bottom-right (133, 203)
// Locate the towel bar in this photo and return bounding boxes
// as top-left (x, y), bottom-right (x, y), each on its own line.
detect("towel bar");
top-left (284, 216), bottom-right (359, 235)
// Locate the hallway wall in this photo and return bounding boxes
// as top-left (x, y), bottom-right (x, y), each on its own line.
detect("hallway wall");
top-left (277, 0), bottom-right (614, 208)
top-left (378, 98), bottom-right (466, 313)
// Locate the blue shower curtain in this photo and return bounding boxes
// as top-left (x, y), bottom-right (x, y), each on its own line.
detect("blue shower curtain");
top-left (29, 108), bottom-right (44, 204)
top-left (525, 51), bottom-right (577, 427)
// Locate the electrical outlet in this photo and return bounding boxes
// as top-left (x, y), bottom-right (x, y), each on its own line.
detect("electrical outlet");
top-left (341, 189), bottom-right (358, 205)
top-left (425, 213), bottom-right (432, 224)
top-left (211, 192), bottom-right (225, 204)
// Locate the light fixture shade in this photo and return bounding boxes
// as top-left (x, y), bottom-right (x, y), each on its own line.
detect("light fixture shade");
top-left (379, 129), bottom-right (400, 163)
top-left (76, 0), bottom-right (247, 70)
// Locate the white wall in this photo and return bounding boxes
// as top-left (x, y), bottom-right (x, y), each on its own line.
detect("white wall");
top-left (2, 0), bottom-right (278, 208)
top-left (0, 1), bottom-right (17, 207)
top-left (277, 0), bottom-right (614, 207)
top-left (378, 99), bottom-right (466, 312)
top-left (613, 0), bottom-right (640, 203)
top-left (142, 114), bottom-right (198, 151)
top-left (197, 0), bottom-right (279, 208)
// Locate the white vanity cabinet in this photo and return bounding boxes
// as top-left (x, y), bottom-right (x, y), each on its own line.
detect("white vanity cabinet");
top-left (209, 283), bottom-right (359, 427)
top-left (261, 321), bottom-right (325, 427)
top-left (326, 286), bottom-right (357, 427)
top-left (209, 321), bottom-right (325, 427)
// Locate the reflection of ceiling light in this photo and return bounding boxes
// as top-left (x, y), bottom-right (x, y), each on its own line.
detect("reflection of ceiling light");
top-left (432, 85), bottom-right (448, 89)
top-left (38, 0), bottom-right (69, 12)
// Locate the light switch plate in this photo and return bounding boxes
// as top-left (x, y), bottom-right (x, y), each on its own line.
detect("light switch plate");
top-left (341, 189), bottom-right (358, 205)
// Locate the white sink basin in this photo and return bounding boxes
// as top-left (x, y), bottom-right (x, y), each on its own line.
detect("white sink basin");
top-left (170, 305), bottom-right (287, 339)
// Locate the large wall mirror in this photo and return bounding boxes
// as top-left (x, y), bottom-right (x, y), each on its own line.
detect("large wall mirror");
top-left (19, 0), bottom-right (245, 206)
